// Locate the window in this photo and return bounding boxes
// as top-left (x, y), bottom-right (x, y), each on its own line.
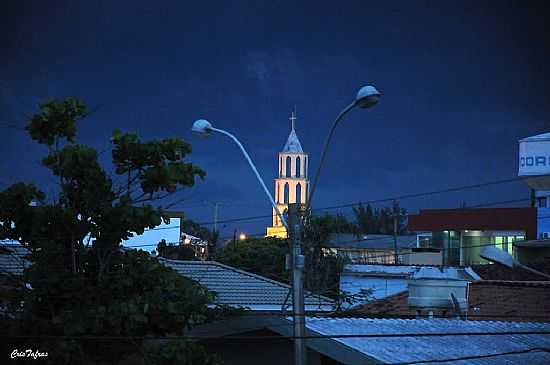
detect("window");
top-left (279, 157), bottom-right (282, 177)
top-left (284, 183), bottom-right (289, 204)
top-left (538, 197), bottom-right (548, 208)
top-left (286, 156), bottom-right (291, 177)
top-left (276, 184), bottom-right (280, 203)
top-left (296, 183), bottom-right (302, 204)
top-left (296, 156), bottom-right (301, 177)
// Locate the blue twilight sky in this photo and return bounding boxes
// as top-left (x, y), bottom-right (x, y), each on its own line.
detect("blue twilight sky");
top-left (1, 0), bottom-right (549, 245)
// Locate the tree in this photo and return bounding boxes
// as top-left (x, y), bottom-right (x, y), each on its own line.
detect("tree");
top-left (353, 202), bottom-right (408, 235)
top-left (302, 215), bottom-right (346, 299)
top-left (214, 236), bottom-right (289, 282)
top-left (0, 98), bottom-right (220, 364)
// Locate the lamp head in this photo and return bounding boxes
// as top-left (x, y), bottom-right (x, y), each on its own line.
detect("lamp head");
top-left (192, 119), bottom-right (213, 136)
top-left (355, 85), bottom-right (381, 109)
top-left (480, 246), bottom-right (515, 268)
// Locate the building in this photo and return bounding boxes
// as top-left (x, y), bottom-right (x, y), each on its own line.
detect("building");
top-left (266, 111), bottom-right (309, 238)
top-left (323, 233), bottom-right (418, 264)
top-left (159, 258), bottom-right (334, 311)
top-left (408, 207), bottom-right (536, 266)
top-left (339, 264), bottom-right (479, 308)
top-left (190, 316), bottom-right (550, 365)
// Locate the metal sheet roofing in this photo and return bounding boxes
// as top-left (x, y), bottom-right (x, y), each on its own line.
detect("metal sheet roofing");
top-left (0, 242), bottom-right (29, 275)
top-left (160, 259), bottom-right (333, 311)
top-left (305, 317), bottom-right (550, 364)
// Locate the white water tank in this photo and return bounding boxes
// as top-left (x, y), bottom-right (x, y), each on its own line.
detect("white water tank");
top-left (407, 268), bottom-right (469, 311)
top-left (518, 133), bottom-right (550, 190)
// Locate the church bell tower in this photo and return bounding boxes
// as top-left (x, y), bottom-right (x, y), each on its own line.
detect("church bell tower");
top-left (266, 111), bottom-right (309, 238)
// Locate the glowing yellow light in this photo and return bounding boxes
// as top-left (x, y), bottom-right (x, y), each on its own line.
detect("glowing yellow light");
top-left (184, 238), bottom-right (191, 244)
top-left (239, 233), bottom-right (246, 240)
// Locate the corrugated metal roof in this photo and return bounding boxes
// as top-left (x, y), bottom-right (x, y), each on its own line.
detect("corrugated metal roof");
top-left (160, 259), bottom-right (333, 311)
top-left (0, 242), bottom-right (30, 275)
top-left (305, 317), bottom-right (550, 364)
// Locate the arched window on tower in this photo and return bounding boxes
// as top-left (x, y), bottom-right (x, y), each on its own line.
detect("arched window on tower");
top-left (279, 157), bottom-right (282, 177)
top-left (296, 156), bottom-right (301, 177)
top-left (286, 156), bottom-right (291, 177)
top-left (276, 184), bottom-right (280, 203)
top-left (284, 183), bottom-right (289, 204)
top-left (296, 183), bottom-right (302, 204)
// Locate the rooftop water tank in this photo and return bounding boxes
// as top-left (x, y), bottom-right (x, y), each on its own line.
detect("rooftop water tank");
top-left (407, 267), bottom-right (469, 311)
top-left (518, 133), bottom-right (550, 190)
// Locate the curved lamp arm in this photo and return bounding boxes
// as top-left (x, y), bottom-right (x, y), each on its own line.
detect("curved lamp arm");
top-left (210, 127), bottom-right (288, 230)
top-left (305, 101), bottom-right (357, 213)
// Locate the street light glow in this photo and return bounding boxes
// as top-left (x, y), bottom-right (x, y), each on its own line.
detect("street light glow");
top-left (239, 233), bottom-right (246, 240)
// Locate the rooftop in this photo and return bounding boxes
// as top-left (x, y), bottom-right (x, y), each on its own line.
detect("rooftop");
top-left (160, 259), bottom-right (333, 311)
top-left (302, 317), bottom-right (550, 364)
top-left (0, 242), bottom-right (30, 276)
top-left (325, 234), bottom-right (418, 250)
top-left (344, 280), bottom-right (550, 322)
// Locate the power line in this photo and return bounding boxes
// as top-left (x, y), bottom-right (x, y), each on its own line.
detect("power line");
top-left (4, 330), bottom-right (550, 341)
top-left (385, 347), bottom-right (550, 365)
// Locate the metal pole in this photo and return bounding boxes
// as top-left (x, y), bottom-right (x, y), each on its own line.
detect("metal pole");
top-left (210, 127), bottom-right (288, 230)
top-left (214, 202), bottom-right (219, 233)
top-left (305, 101), bottom-right (356, 214)
top-left (288, 203), bottom-right (306, 365)
top-left (393, 201), bottom-right (398, 265)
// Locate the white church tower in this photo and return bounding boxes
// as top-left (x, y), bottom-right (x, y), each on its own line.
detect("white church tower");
top-left (266, 111), bottom-right (309, 238)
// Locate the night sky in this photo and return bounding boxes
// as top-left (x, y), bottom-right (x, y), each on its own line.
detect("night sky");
top-left (1, 1), bottom-right (549, 240)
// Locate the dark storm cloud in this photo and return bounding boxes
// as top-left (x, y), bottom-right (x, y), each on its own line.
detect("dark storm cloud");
top-left (1, 0), bottom-right (549, 235)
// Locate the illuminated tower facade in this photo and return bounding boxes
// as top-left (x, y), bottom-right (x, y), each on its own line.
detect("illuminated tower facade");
top-left (266, 111), bottom-right (309, 238)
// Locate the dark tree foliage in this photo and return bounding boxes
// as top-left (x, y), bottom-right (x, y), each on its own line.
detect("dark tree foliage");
top-left (302, 215), bottom-right (346, 299)
top-left (214, 236), bottom-right (289, 283)
top-left (0, 98), bottom-right (220, 364)
top-left (353, 202), bottom-right (408, 235)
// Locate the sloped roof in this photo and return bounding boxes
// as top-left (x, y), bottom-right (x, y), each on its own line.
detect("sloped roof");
top-left (343, 280), bottom-right (550, 323)
top-left (519, 132), bottom-right (550, 142)
top-left (0, 242), bottom-right (30, 276)
top-left (303, 317), bottom-right (550, 364)
top-left (281, 128), bottom-right (303, 153)
top-left (160, 259), bottom-right (333, 311)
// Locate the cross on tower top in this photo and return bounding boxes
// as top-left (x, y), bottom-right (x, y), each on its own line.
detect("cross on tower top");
top-left (290, 110), bottom-right (296, 130)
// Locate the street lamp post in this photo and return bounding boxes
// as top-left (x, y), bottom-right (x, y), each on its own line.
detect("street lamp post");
top-left (191, 119), bottom-right (288, 230)
top-left (305, 85), bottom-right (381, 213)
top-left (192, 84), bottom-right (380, 365)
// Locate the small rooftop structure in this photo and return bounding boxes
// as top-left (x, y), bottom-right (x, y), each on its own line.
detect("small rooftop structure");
top-left (340, 264), bottom-right (479, 307)
top-left (160, 259), bottom-right (334, 311)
